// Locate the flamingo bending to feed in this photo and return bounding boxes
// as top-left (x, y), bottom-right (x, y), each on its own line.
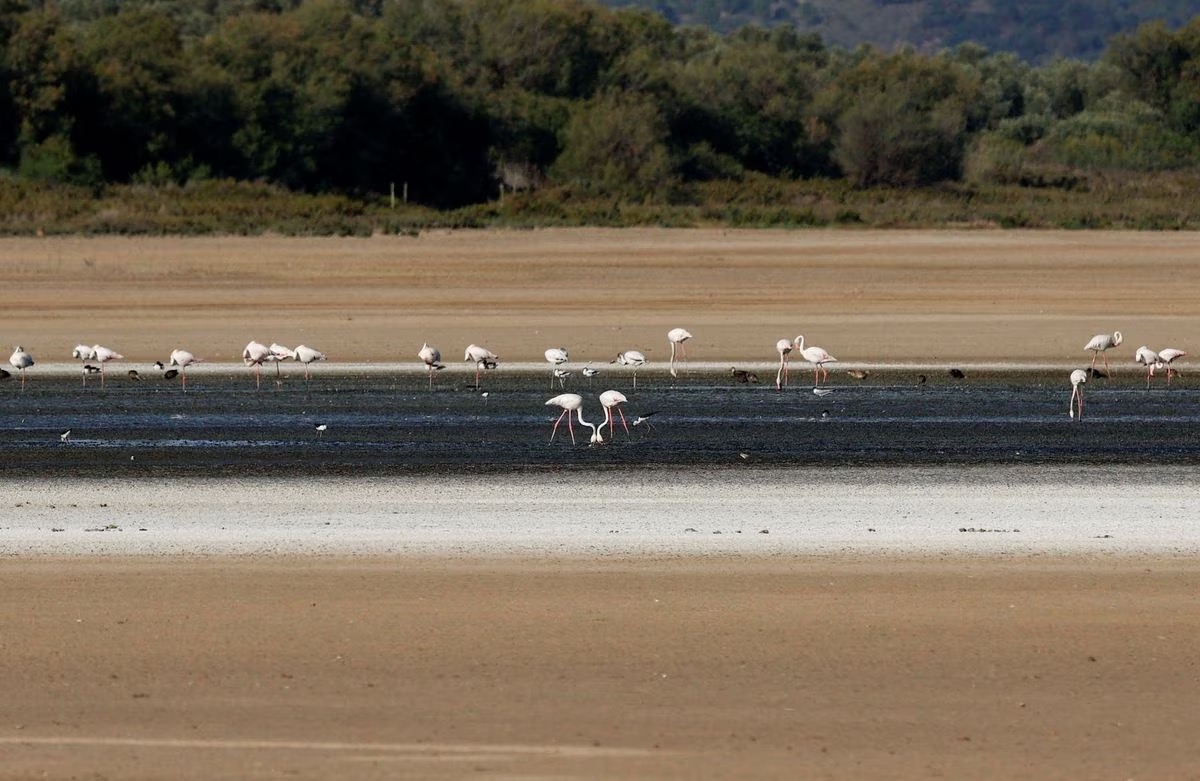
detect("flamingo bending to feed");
top-left (545, 393), bottom-right (601, 445)
top-left (775, 338), bottom-right (793, 390)
top-left (794, 335), bottom-right (837, 386)
top-left (667, 328), bottom-right (692, 378)
top-left (1084, 331), bottom-right (1122, 376)
top-left (1158, 348), bottom-right (1187, 385)
top-left (599, 389), bottom-right (629, 440)
top-left (1069, 369), bottom-right (1087, 420)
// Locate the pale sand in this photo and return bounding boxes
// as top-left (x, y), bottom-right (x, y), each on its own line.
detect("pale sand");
top-left (1, 556), bottom-right (1196, 779)
top-left (2, 229), bottom-right (1198, 364)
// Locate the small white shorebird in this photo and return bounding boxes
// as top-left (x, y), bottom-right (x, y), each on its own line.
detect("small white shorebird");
top-left (794, 335), bottom-right (837, 386)
top-left (614, 350), bottom-right (646, 390)
top-left (464, 344), bottom-right (498, 388)
top-left (1069, 369), bottom-right (1087, 420)
top-left (553, 368), bottom-right (572, 389)
top-left (418, 343), bottom-right (444, 390)
top-left (667, 327), bottom-right (692, 378)
top-left (1084, 331), bottom-right (1122, 376)
top-left (582, 364), bottom-right (600, 386)
top-left (545, 347), bottom-right (569, 389)
top-left (545, 392), bottom-right (601, 445)
top-left (293, 345), bottom-right (326, 381)
top-left (314, 423), bottom-right (328, 438)
top-left (243, 341), bottom-right (271, 389)
top-left (10, 346), bottom-right (34, 390)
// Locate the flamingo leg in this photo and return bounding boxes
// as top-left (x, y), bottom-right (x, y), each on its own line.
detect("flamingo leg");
top-left (181, 368), bottom-right (187, 393)
top-left (550, 409), bottom-right (568, 442)
top-left (1102, 352), bottom-right (1111, 376)
top-left (618, 408), bottom-right (629, 434)
top-left (567, 413), bottom-right (576, 445)
top-left (1089, 351), bottom-right (1098, 371)
top-left (100, 365), bottom-right (105, 389)
top-left (255, 364), bottom-right (262, 390)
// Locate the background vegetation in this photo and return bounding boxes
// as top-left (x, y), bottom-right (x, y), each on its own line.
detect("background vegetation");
top-left (2, 0), bottom-right (1200, 234)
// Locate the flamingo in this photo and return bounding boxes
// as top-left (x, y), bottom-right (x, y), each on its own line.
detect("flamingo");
top-left (268, 343), bottom-right (294, 382)
top-left (464, 344), bottom-right (498, 388)
top-left (667, 328), bottom-right (692, 378)
top-left (1069, 369), bottom-right (1087, 420)
top-left (794, 335), bottom-right (837, 386)
top-left (293, 345), bottom-right (326, 381)
top-left (1158, 348), bottom-right (1187, 386)
top-left (168, 348), bottom-right (198, 391)
top-left (545, 393), bottom-right (601, 445)
top-left (775, 338), bottom-right (793, 390)
top-left (545, 347), bottom-right (569, 389)
top-left (614, 350), bottom-right (646, 390)
top-left (1134, 346), bottom-right (1160, 389)
top-left (599, 389), bottom-right (630, 441)
top-left (243, 341), bottom-right (271, 389)
top-left (90, 345), bottom-right (123, 388)
top-left (418, 343), bottom-right (444, 390)
top-left (9, 346), bottom-right (33, 390)
top-left (72, 344), bottom-right (93, 387)
top-left (1084, 331), bottom-right (1122, 376)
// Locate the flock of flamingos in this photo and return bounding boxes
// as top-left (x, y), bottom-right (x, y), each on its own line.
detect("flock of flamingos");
top-left (1, 327), bottom-right (1189, 440)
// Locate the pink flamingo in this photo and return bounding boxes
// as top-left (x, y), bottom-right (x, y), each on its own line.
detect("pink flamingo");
top-left (1069, 369), bottom-right (1087, 420)
top-left (599, 390), bottom-right (629, 441)
top-left (794, 335), bottom-right (837, 386)
top-left (775, 338), bottom-right (792, 390)
top-left (545, 393), bottom-right (601, 445)
top-left (418, 343), bottom-right (444, 390)
top-left (243, 341), bottom-right (271, 389)
top-left (667, 328), bottom-right (692, 378)
top-left (1084, 331), bottom-right (1122, 376)
top-left (169, 348), bottom-right (198, 392)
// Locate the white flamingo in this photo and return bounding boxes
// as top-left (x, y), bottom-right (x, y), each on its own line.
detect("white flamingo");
top-left (614, 350), bottom-right (646, 390)
top-left (9, 346), bottom-right (33, 390)
top-left (243, 341), bottom-right (271, 389)
top-left (90, 345), bottom-right (123, 388)
top-left (599, 389), bottom-right (629, 441)
top-left (667, 328), bottom-right (692, 378)
top-left (1069, 369), bottom-right (1087, 420)
top-left (794, 335), bottom-right (837, 386)
top-left (1158, 348), bottom-right (1187, 386)
top-left (545, 347), bottom-right (569, 389)
top-left (1084, 331), bottom-right (1122, 376)
top-left (545, 393), bottom-right (601, 445)
top-left (1134, 346), bottom-right (1160, 389)
top-left (293, 345), bottom-right (326, 380)
top-left (775, 338), bottom-right (793, 390)
top-left (464, 344), bottom-right (498, 388)
top-left (72, 344), bottom-right (94, 387)
top-left (168, 348), bottom-right (198, 392)
top-left (418, 343), bottom-right (444, 390)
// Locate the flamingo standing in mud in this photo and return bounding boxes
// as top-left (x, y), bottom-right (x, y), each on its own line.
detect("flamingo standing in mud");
top-left (667, 328), bottom-right (692, 378)
top-left (599, 389), bottom-right (629, 441)
top-left (418, 343), bottom-right (444, 390)
top-left (465, 344), bottom-right (498, 388)
top-left (293, 345), bottom-right (326, 381)
top-left (545, 393), bottom-right (601, 445)
top-left (90, 345), bottom-right (123, 388)
top-left (794, 335), bottom-right (837, 386)
top-left (1085, 331), bottom-right (1122, 376)
top-left (614, 350), bottom-right (646, 390)
top-left (243, 341), bottom-right (271, 389)
top-left (9, 346), bottom-right (33, 390)
top-left (169, 348), bottom-right (198, 392)
top-left (775, 338), bottom-right (793, 390)
top-left (1069, 369), bottom-right (1087, 420)
top-left (1158, 348), bottom-right (1187, 386)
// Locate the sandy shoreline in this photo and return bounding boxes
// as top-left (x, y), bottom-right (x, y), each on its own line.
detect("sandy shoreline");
top-left (2, 229), bottom-right (1198, 364)
top-left (3, 554), bottom-right (1197, 780)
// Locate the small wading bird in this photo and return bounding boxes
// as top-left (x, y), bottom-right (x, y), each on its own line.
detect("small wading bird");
top-left (614, 350), bottom-right (646, 390)
top-left (545, 393), bottom-right (601, 445)
top-left (418, 343), bottom-right (444, 390)
top-left (127, 369), bottom-right (141, 381)
top-left (243, 341), bottom-right (271, 389)
top-left (599, 389), bottom-right (629, 441)
top-left (9, 346), bottom-right (34, 390)
top-left (582, 365), bottom-right (600, 386)
top-left (314, 423), bottom-right (328, 438)
top-left (60, 430), bottom-right (70, 443)
top-left (553, 368), bottom-right (572, 389)
top-left (1085, 331), bottom-right (1122, 376)
top-left (794, 335), bottom-right (837, 386)
top-left (667, 327), bottom-right (692, 378)
top-left (1069, 369), bottom-right (1087, 420)
top-left (544, 347), bottom-right (569, 389)
top-left (464, 344), bottom-right (498, 389)
top-left (168, 349), bottom-right (198, 391)
top-left (731, 367), bottom-right (759, 384)
top-left (293, 345), bottom-right (326, 381)
top-left (632, 412), bottom-right (657, 430)
top-left (775, 338), bottom-right (793, 390)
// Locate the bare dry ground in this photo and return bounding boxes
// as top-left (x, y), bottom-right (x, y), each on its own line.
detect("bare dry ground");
top-left (1, 229), bottom-right (1197, 364)
top-left (1, 556), bottom-right (1196, 780)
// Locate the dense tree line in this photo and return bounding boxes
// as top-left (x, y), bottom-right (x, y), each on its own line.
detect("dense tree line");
top-left (1, 0), bottom-right (1199, 209)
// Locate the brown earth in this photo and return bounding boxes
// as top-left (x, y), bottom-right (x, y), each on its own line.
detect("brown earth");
top-left (1, 229), bottom-right (1196, 364)
top-left (1, 556), bottom-right (1196, 780)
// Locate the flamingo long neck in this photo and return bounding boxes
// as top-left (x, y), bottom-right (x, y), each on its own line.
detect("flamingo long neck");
top-left (574, 406), bottom-right (594, 430)
top-left (795, 335), bottom-right (805, 351)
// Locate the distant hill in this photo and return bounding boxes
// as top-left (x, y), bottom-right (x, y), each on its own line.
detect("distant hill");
top-left (596, 0), bottom-right (1200, 62)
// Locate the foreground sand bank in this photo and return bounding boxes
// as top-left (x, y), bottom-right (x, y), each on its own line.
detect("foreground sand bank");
top-left (1, 229), bottom-right (1197, 364)
top-left (1, 556), bottom-right (1195, 780)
